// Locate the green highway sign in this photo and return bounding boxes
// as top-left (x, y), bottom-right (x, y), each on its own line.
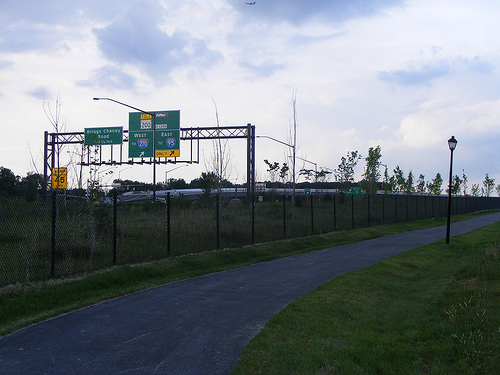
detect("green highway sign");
top-left (128, 110), bottom-right (180, 158)
top-left (84, 127), bottom-right (123, 145)
top-left (155, 129), bottom-right (180, 157)
top-left (128, 130), bottom-right (154, 158)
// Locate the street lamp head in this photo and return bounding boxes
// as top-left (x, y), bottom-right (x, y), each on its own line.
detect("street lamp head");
top-left (448, 136), bottom-right (457, 151)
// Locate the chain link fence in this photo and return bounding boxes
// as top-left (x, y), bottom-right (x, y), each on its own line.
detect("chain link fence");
top-left (1, 192), bottom-right (499, 287)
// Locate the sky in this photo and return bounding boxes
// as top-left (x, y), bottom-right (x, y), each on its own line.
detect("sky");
top-left (1, 0), bottom-right (499, 193)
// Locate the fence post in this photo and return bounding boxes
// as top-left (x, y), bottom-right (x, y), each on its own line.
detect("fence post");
top-left (367, 195), bottom-right (370, 227)
top-left (394, 195), bottom-right (398, 223)
top-left (382, 194), bottom-right (385, 224)
top-left (216, 193), bottom-right (220, 250)
top-left (251, 193), bottom-right (255, 245)
top-left (333, 194), bottom-right (337, 232)
top-left (113, 190), bottom-right (117, 265)
top-left (167, 192), bottom-right (171, 257)
top-left (432, 196), bottom-right (435, 218)
top-left (351, 195), bottom-right (355, 229)
top-left (51, 190), bottom-right (57, 278)
top-left (283, 194), bottom-right (286, 239)
top-left (310, 194), bottom-right (314, 235)
top-left (406, 195), bottom-right (409, 222)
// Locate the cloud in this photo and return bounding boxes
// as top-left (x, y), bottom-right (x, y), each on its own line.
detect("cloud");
top-left (26, 87), bottom-right (51, 100)
top-left (287, 31), bottom-right (347, 47)
top-left (232, 0), bottom-right (404, 25)
top-left (92, 3), bottom-right (222, 83)
top-left (0, 0), bottom-right (104, 52)
top-left (0, 60), bottom-right (12, 69)
top-left (76, 66), bottom-right (137, 90)
top-left (0, 22), bottom-right (60, 52)
top-left (378, 56), bottom-right (494, 87)
top-left (239, 59), bottom-right (285, 78)
top-left (378, 63), bottom-right (449, 87)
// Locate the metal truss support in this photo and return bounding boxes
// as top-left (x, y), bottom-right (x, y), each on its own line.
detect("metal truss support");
top-left (43, 125), bottom-right (256, 200)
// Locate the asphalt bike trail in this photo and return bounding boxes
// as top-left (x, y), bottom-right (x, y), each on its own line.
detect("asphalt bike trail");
top-left (1, 212), bottom-right (499, 374)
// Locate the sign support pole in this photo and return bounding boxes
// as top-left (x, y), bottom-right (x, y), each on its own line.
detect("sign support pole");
top-left (153, 115), bottom-right (157, 202)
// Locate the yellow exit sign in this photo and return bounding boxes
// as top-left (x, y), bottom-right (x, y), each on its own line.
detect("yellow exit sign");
top-left (155, 150), bottom-right (180, 158)
top-left (51, 168), bottom-right (67, 189)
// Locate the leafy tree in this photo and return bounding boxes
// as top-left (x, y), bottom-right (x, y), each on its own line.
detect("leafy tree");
top-left (496, 184), bottom-right (500, 197)
top-left (264, 159), bottom-right (280, 194)
top-left (279, 163), bottom-right (289, 186)
top-left (416, 174), bottom-right (426, 194)
top-left (405, 171), bottom-right (414, 195)
top-left (391, 165), bottom-right (406, 192)
top-left (315, 169), bottom-right (332, 184)
top-left (471, 184), bottom-right (480, 197)
top-left (382, 167), bottom-right (392, 193)
top-left (87, 178), bottom-right (103, 206)
top-left (427, 173), bottom-right (443, 195)
top-left (299, 168), bottom-right (314, 182)
top-left (360, 145), bottom-right (382, 195)
top-left (199, 171), bottom-right (217, 199)
top-left (334, 151), bottom-right (360, 193)
top-left (482, 173), bottom-right (495, 197)
top-left (0, 167), bottom-right (18, 197)
top-left (167, 178), bottom-right (188, 189)
top-left (450, 175), bottom-right (462, 196)
top-left (20, 172), bottom-right (44, 201)
top-left (461, 170), bottom-right (468, 196)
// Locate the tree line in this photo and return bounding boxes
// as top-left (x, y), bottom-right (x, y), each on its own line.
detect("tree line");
top-left (0, 166), bottom-right (241, 202)
top-left (1, 149), bottom-right (499, 203)
top-left (264, 145), bottom-right (500, 197)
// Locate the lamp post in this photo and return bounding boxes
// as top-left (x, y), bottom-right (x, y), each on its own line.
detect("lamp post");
top-left (93, 97), bottom-right (159, 201)
top-left (296, 156), bottom-right (317, 182)
top-left (446, 136), bottom-right (458, 244)
top-left (165, 165), bottom-right (187, 188)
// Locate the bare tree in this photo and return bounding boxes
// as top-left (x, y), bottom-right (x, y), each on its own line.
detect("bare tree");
top-left (27, 141), bottom-right (41, 175)
top-left (43, 92), bottom-right (66, 173)
top-left (206, 99), bottom-right (233, 194)
top-left (285, 88), bottom-right (298, 214)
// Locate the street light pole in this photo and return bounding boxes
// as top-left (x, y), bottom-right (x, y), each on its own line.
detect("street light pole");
top-left (296, 156), bottom-right (317, 182)
top-left (165, 165), bottom-right (187, 188)
top-left (446, 136), bottom-right (458, 244)
top-left (93, 97), bottom-right (158, 202)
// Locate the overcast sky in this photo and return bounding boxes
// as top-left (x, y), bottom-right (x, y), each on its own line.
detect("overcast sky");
top-left (1, 0), bottom-right (499, 191)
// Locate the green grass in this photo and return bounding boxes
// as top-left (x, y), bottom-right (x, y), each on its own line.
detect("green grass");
top-left (1, 209), bottom-right (498, 375)
top-left (232, 221), bottom-right (500, 374)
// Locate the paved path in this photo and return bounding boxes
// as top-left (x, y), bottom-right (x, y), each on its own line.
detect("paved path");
top-left (1, 213), bottom-right (499, 374)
